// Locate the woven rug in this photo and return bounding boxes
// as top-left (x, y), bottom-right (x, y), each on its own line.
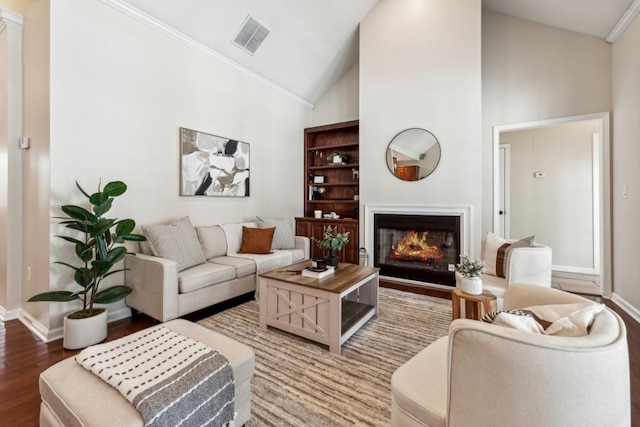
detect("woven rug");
top-left (197, 287), bottom-right (451, 426)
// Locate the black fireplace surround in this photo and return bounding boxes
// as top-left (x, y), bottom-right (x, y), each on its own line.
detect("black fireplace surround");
top-left (374, 214), bottom-right (460, 286)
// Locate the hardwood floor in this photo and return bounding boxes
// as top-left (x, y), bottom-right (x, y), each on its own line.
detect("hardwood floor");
top-left (1, 285), bottom-right (638, 426)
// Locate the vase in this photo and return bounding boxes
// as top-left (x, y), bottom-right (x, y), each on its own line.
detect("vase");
top-left (63, 308), bottom-right (108, 349)
top-left (459, 276), bottom-right (483, 295)
top-left (326, 250), bottom-right (340, 270)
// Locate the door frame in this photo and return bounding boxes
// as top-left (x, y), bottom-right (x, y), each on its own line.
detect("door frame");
top-left (492, 112), bottom-right (611, 297)
top-left (498, 144), bottom-right (510, 239)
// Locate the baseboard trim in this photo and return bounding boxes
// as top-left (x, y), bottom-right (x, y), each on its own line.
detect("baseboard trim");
top-left (20, 307), bottom-right (133, 343)
top-left (0, 305), bottom-right (21, 322)
top-left (611, 292), bottom-right (640, 324)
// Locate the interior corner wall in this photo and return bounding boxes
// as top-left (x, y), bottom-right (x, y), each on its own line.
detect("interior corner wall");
top-left (481, 11), bottom-right (612, 238)
top-left (612, 15), bottom-right (640, 314)
top-left (310, 63), bottom-right (359, 127)
top-left (46, 0), bottom-right (310, 331)
top-left (359, 0), bottom-right (483, 255)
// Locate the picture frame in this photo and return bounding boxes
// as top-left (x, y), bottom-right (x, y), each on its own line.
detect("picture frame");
top-left (313, 175), bottom-right (325, 184)
top-left (180, 127), bottom-right (250, 197)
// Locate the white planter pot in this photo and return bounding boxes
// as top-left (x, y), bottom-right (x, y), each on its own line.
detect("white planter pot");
top-left (332, 155), bottom-right (343, 163)
top-left (459, 275), bottom-right (483, 295)
top-left (63, 309), bottom-right (108, 349)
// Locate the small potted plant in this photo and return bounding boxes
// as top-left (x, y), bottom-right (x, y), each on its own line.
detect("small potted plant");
top-left (455, 255), bottom-right (486, 295)
top-left (326, 150), bottom-right (347, 164)
top-left (28, 180), bottom-right (145, 349)
top-left (315, 225), bottom-right (349, 269)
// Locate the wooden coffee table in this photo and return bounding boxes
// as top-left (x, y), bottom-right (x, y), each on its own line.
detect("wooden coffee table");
top-left (259, 261), bottom-right (380, 354)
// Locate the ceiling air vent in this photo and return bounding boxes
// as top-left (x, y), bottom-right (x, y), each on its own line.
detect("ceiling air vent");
top-left (232, 15), bottom-right (270, 55)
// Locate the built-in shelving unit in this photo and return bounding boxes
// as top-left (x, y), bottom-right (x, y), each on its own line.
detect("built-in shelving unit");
top-left (296, 120), bottom-right (359, 264)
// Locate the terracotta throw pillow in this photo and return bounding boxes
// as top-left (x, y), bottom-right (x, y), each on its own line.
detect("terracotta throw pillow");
top-left (238, 226), bottom-right (275, 254)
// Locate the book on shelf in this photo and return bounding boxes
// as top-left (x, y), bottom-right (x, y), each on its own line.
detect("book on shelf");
top-left (301, 266), bottom-right (335, 279)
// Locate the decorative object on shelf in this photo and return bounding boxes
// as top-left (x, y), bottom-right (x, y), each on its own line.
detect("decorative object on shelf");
top-left (314, 210), bottom-right (322, 219)
top-left (323, 211), bottom-right (340, 219)
top-left (327, 150), bottom-right (347, 164)
top-left (455, 255), bottom-right (486, 296)
top-left (28, 180), bottom-right (146, 349)
top-left (386, 128), bottom-right (441, 181)
top-left (314, 225), bottom-right (350, 269)
top-left (313, 175), bottom-right (325, 184)
top-left (180, 127), bottom-right (250, 197)
top-left (353, 187), bottom-right (359, 201)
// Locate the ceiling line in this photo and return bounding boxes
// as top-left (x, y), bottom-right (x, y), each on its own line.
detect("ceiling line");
top-left (97, 0), bottom-right (316, 109)
top-left (606, 0), bottom-right (640, 43)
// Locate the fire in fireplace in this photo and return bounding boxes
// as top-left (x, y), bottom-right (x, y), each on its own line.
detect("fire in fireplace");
top-left (374, 214), bottom-right (460, 286)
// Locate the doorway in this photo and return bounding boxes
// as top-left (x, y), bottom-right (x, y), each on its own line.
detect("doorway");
top-left (492, 112), bottom-right (611, 296)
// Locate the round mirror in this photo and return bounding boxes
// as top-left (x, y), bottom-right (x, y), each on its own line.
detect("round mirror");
top-left (386, 128), bottom-right (441, 181)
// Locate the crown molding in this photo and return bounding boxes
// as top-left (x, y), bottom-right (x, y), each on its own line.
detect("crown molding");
top-left (0, 8), bottom-right (24, 32)
top-left (97, 0), bottom-right (314, 108)
top-left (606, 0), bottom-right (640, 43)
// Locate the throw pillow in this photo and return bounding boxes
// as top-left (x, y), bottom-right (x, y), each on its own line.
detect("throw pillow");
top-left (141, 216), bottom-right (206, 272)
top-left (256, 216), bottom-right (295, 249)
top-left (238, 226), bottom-right (275, 254)
top-left (483, 232), bottom-right (535, 278)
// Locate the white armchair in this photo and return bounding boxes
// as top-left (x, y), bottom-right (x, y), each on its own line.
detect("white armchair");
top-left (391, 284), bottom-right (630, 427)
top-left (482, 239), bottom-right (553, 310)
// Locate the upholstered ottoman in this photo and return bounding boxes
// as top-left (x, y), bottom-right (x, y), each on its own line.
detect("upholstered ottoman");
top-left (39, 319), bottom-right (255, 427)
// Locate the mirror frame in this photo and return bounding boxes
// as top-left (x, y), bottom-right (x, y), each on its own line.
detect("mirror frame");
top-left (386, 128), bottom-right (441, 181)
top-left (492, 112), bottom-right (611, 297)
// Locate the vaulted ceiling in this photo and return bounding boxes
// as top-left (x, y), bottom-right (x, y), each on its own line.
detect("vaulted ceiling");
top-left (113, 0), bottom-right (637, 106)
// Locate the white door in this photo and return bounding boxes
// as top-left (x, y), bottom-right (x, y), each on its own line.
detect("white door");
top-left (498, 145), bottom-right (510, 238)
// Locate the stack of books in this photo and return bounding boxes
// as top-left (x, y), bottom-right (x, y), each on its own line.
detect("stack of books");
top-left (301, 265), bottom-right (335, 279)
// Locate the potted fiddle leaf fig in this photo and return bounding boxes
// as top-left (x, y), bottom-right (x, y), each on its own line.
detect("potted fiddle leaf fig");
top-left (28, 180), bottom-right (145, 349)
top-left (315, 225), bottom-right (349, 269)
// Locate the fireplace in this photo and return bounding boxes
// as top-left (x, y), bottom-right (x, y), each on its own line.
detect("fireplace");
top-left (373, 214), bottom-right (461, 286)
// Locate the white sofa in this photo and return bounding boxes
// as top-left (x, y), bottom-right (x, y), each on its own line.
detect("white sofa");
top-left (482, 238), bottom-right (553, 310)
top-left (125, 220), bottom-right (310, 322)
top-left (391, 284), bottom-right (630, 427)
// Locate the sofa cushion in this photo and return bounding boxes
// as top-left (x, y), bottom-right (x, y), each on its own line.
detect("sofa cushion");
top-left (142, 217), bottom-right (206, 272)
top-left (208, 256), bottom-right (256, 278)
top-left (219, 222), bottom-right (258, 255)
top-left (256, 216), bottom-right (296, 249)
top-left (196, 225), bottom-right (228, 259)
top-left (178, 262), bottom-right (236, 294)
top-left (238, 226), bottom-right (275, 254)
top-left (483, 232), bottom-right (535, 277)
top-left (288, 248), bottom-right (306, 263)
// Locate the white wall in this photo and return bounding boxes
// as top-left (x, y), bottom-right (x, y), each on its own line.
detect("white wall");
top-left (310, 63), bottom-right (359, 127)
top-left (482, 12), bottom-right (612, 238)
top-left (503, 121), bottom-right (597, 269)
top-left (612, 15), bottom-right (640, 316)
top-left (37, 0), bottom-right (310, 332)
top-left (360, 0), bottom-right (482, 254)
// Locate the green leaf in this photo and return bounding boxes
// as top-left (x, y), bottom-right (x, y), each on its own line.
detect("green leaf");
top-left (94, 285), bottom-right (132, 304)
top-left (103, 268), bottom-right (128, 278)
top-left (28, 291), bottom-right (80, 302)
top-left (63, 221), bottom-right (89, 233)
top-left (107, 247), bottom-right (127, 264)
top-left (61, 205), bottom-right (97, 222)
top-left (74, 268), bottom-right (92, 287)
top-left (123, 233), bottom-right (146, 242)
top-left (115, 219), bottom-right (135, 237)
top-left (53, 261), bottom-right (81, 273)
top-left (89, 191), bottom-right (109, 207)
top-left (56, 235), bottom-right (85, 246)
top-left (104, 181), bottom-right (127, 197)
top-left (96, 236), bottom-right (108, 261)
top-left (93, 198), bottom-right (113, 217)
top-left (75, 181), bottom-right (91, 199)
top-left (88, 218), bottom-right (115, 237)
top-left (92, 259), bottom-right (114, 276)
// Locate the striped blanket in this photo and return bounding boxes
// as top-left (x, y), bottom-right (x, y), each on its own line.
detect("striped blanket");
top-left (76, 327), bottom-right (234, 427)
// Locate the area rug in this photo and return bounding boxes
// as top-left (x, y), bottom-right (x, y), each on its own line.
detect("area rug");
top-left (197, 287), bottom-right (451, 426)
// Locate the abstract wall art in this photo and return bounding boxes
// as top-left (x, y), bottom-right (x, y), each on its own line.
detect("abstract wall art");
top-left (180, 127), bottom-right (250, 197)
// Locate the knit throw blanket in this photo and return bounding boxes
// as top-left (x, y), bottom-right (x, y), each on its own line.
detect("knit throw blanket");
top-left (76, 327), bottom-right (234, 427)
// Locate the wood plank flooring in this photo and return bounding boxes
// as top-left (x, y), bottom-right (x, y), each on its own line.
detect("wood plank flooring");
top-left (1, 284), bottom-right (638, 426)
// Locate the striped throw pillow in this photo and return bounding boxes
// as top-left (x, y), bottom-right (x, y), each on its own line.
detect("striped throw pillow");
top-left (142, 217), bottom-right (206, 272)
top-left (256, 216), bottom-right (296, 249)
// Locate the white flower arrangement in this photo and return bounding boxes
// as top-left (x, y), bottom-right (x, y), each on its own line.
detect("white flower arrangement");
top-left (455, 255), bottom-right (486, 278)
